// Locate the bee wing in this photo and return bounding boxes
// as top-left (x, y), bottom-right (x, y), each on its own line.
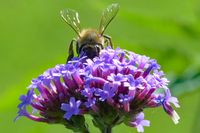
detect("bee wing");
top-left (99, 3), bottom-right (119, 35)
top-left (60, 9), bottom-right (81, 36)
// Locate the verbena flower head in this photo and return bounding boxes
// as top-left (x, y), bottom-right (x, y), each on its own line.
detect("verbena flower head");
top-left (16, 47), bottom-right (180, 132)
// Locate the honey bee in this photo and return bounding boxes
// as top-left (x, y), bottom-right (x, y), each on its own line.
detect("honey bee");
top-left (60, 3), bottom-right (119, 61)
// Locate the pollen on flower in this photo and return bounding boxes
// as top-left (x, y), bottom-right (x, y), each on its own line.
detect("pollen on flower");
top-left (16, 47), bottom-right (180, 132)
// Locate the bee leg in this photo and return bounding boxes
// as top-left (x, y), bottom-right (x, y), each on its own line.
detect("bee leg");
top-left (67, 39), bottom-right (77, 62)
top-left (103, 34), bottom-right (113, 48)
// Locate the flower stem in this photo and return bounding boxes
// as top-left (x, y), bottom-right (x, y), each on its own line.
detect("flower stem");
top-left (103, 125), bottom-right (112, 133)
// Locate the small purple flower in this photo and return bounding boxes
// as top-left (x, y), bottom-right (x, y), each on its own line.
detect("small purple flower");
top-left (61, 97), bottom-right (81, 120)
top-left (84, 98), bottom-right (96, 108)
top-left (119, 94), bottom-right (133, 103)
top-left (15, 88), bottom-right (47, 122)
top-left (119, 93), bottom-right (133, 112)
top-left (18, 89), bottom-right (34, 109)
top-left (107, 73), bottom-right (127, 86)
top-left (81, 87), bottom-right (95, 98)
top-left (142, 60), bottom-right (160, 78)
top-left (124, 75), bottom-right (146, 90)
top-left (15, 89), bottom-right (34, 121)
top-left (130, 112), bottom-right (150, 132)
top-left (95, 83), bottom-right (117, 101)
top-left (162, 89), bottom-right (180, 124)
top-left (136, 55), bottom-right (150, 69)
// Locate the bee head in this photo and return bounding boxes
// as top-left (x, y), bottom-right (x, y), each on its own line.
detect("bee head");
top-left (77, 29), bottom-right (104, 58)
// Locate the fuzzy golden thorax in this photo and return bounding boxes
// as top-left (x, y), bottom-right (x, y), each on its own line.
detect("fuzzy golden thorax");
top-left (77, 29), bottom-right (104, 47)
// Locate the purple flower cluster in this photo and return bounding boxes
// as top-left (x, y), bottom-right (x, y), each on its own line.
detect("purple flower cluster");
top-left (16, 47), bottom-right (180, 132)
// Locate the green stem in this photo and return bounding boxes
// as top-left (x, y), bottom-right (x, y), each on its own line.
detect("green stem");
top-left (103, 125), bottom-right (112, 133)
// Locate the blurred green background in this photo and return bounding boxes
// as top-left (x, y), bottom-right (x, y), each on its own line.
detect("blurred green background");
top-left (0, 0), bottom-right (200, 132)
